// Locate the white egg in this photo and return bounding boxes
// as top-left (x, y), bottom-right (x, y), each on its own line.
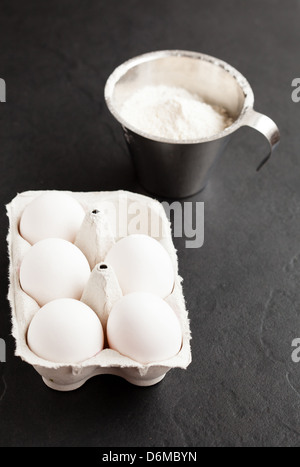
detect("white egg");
top-left (19, 238), bottom-right (91, 306)
top-left (27, 298), bottom-right (104, 363)
top-left (107, 292), bottom-right (182, 364)
top-left (19, 192), bottom-right (86, 244)
top-left (105, 234), bottom-right (175, 298)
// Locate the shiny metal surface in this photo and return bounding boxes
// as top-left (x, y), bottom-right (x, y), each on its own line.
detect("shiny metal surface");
top-left (105, 50), bottom-right (280, 198)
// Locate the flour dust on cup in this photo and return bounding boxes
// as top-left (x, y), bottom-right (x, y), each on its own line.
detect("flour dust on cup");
top-left (104, 50), bottom-right (280, 199)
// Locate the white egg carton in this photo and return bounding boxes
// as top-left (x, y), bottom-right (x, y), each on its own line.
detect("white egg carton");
top-left (6, 190), bottom-right (192, 390)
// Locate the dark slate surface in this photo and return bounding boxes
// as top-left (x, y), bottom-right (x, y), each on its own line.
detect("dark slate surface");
top-left (0, 0), bottom-right (299, 447)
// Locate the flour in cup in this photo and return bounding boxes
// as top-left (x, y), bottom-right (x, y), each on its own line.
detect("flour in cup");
top-left (120, 85), bottom-right (233, 141)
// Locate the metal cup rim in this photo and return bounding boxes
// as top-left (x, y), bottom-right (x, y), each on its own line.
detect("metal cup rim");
top-left (104, 49), bottom-right (255, 145)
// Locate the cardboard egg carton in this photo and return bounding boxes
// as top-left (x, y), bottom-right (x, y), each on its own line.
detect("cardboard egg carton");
top-left (6, 190), bottom-right (192, 390)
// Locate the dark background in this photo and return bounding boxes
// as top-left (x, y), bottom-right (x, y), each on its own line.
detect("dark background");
top-left (0, 0), bottom-right (299, 447)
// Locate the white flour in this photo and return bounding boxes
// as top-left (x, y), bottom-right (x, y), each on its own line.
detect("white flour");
top-left (120, 85), bottom-right (233, 141)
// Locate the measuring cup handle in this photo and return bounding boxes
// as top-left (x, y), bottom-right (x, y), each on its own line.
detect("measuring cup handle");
top-left (242, 108), bottom-right (280, 171)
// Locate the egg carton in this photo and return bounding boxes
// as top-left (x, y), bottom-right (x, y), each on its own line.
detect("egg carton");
top-left (6, 190), bottom-right (192, 390)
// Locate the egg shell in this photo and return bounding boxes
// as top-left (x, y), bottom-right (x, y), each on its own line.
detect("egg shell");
top-left (107, 292), bottom-right (182, 364)
top-left (27, 298), bottom-right (104, 363)
top-left (105, 234), bottom-right (175, 298)
top-left (19, 238), bottom-right (91, 306)
top-left (19, 191), bottom-right (86, 244)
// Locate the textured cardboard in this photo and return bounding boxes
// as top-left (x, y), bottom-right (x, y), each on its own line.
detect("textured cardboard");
top-left (6, 190), bottom-right (192, 390)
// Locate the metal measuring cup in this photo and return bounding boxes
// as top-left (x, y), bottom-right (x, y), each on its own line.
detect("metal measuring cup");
top-left (104, 50), bottom-right (280, 199)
